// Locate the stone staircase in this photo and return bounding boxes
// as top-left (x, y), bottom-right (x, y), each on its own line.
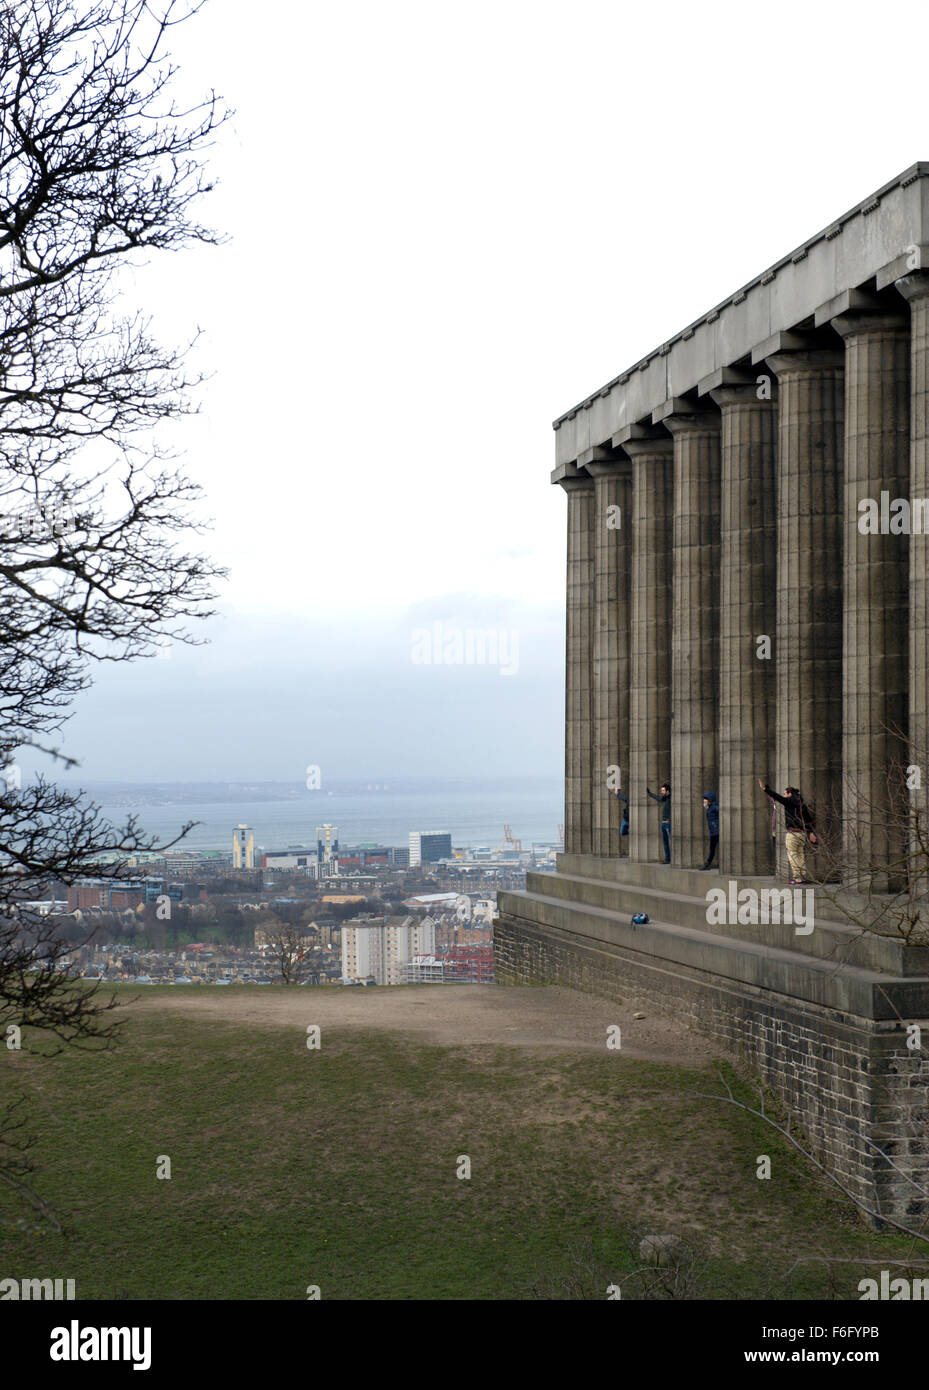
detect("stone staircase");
top-left (497, 855), bottom-right (929, 1019)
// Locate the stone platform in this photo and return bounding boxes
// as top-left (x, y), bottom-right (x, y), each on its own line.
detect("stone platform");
top-left (496, 856), bottom-right (929, 1223)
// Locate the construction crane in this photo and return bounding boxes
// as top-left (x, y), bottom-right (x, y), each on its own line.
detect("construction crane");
top-left (503, 824), bottom-right (522, 852)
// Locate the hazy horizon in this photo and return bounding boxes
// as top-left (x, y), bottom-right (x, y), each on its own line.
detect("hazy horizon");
top-left (60, 773), bottom-right (564, 854)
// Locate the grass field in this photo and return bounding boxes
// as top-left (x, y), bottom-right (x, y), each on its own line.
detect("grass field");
top-left (0, 983), bottom-right (920, 1300)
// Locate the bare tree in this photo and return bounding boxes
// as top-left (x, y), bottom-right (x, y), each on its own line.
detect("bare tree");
top-left (811, 738), bottom-right (929, 944)
top-left (264, 921), bottom-right (317, 985)
top-left (0, 0), bottom-right (228, 752)
top-left (0, 0), bottom-right (226, 1225)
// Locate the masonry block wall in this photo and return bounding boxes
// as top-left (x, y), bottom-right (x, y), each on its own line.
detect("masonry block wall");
top-left (496, 902), bottom-right (929, 1221)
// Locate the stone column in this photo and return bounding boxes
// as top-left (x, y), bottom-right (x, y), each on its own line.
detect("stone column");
top-left (623, 434), bottom-right (674, 864)
top-left (589, 455), bottom-right (632, 859)
top-left (561, 473), bottom-right (596, 857)
top-left (708, 377), bottom-right (778, 877)
top-left (895, 275), bottom-right (929, 805)
top-left (657, 406), bottom-right (721, 869)
top-left (764, 348), bottom-right (845, 876)
top-left (832, 309), bottom-right (909, 885)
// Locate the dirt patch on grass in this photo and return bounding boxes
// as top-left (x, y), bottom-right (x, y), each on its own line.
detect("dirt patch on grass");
top-left (127, 983), bottom-right (714, 1066)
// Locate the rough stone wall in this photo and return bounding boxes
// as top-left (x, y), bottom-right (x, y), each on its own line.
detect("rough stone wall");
top-left (495, 912), bottom-right (929, 1223)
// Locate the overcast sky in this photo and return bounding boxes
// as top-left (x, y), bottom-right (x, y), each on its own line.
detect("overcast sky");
top-left (41, 0), bottom-right (929, 784)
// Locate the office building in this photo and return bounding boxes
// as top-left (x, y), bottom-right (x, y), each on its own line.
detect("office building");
top-left (409, 831), bottom-right (452, 867)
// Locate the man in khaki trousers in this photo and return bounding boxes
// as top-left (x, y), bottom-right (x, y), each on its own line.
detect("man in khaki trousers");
top-left (758, 781), bottom-right (818, 884)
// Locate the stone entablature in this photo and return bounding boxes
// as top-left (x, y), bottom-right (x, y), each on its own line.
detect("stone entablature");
top-left (553, 162), bottom-right (929, 473)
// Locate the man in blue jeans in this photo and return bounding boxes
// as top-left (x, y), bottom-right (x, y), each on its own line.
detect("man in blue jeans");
top-left (647, 784), bottom-right (671, 863)
top-left (701, 792), bottom-right (719, 869)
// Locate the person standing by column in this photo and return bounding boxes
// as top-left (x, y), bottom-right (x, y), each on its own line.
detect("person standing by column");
top-left (701, 792), bottom-right (719, 869)
top-left (647, 784), bottom-right (671, 863)
top-left (757, 780), bottom-right (818, 884)
top-left (612, 789), bottom-right (629, 839)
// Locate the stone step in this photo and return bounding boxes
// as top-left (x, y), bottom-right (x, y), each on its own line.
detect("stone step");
top-left (497, 886), bottom-right (929, 1020)
top-left (531, 861), bottom-right (929, 977)
top-left (525, 868), bottom-right (870, 967)
top-left (558, 852), bottom-right (849, 913)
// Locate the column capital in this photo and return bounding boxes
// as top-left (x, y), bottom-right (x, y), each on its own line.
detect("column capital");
top-left (876, 246), bottom-right (929, 291)
top-left (558, 473), bottom-right (595, 493)
top-left (652, 396), bottom-right (720, 436)
top-left (813, 286), bottom-right (885, 328)
top-left (577, 444), bottom-right (618, 468)
top-left (895, 271), bottom-right (929, 304)
top-left (752, 329), bottom-right (820, 364)
top-left (551, 460), bottom-right (593, 489)
top-left (764, 347), bottom-right (845, 378)
top-left (812, 283), bottom-right (907, 337)
top-left (620, 433), bottom-right (674, 461)
top-left (579, 444), bottom-right (630, 479)
top-left (696, 365), bottom-right (758, 398)
top-left (611, 422), bottom-right (673, 460)
top-left (831, 308), bottom-right (908, 340)
top-left (586, 458), bottom-right (631, 480)
top-left (707, 374), bottom-right (778, 410)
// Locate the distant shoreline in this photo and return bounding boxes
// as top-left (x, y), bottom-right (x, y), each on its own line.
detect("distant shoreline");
top-left (65, 777), bottom-right (564, 855)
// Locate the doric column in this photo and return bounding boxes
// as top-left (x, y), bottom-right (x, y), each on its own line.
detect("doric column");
top-left (832, 308), bottom-right (909, 884)
top-left (654, 403), bottom-right (721, 869)
top-left (706, 374), bottom-right (778, 877)
top-left (588, 453), bottom-right (632, 858)
top-left (622, 431), bottom-right (674, 864)
top-left (764, 346), bottom-right (844, 874)
top-left (561, 472), bottom-right (596, 856)
top-left (895, 274), bottom-right (929, 795)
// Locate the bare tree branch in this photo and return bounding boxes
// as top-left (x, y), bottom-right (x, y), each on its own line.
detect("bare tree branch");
top-left (0, 0), bottom-right (226, 1226)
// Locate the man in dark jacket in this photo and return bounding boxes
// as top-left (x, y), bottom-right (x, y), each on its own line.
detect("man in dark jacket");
top-left (758, 780), bottom-right (818, 884)
top-left (647, 784), bottom-right (671, 863)
top-left (701, 792), bottom-right (719, 869)
top-left (613, 789), bottom-right (629, 837)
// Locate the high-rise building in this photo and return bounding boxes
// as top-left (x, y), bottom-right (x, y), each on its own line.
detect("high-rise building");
top-left (341, 914), bottom-right (436, 985)
top-left (340, 918), bottom-right (384, 983)
top-left (316, 824), bottom-right (339, 874)
top-left (409, 831), bottom-right (452, 867)
top-left (232, 824), bottom-right (255, 869)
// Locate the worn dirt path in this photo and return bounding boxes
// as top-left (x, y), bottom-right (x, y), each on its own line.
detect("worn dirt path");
top-left (130, 983), bottom-right (715, 1065)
